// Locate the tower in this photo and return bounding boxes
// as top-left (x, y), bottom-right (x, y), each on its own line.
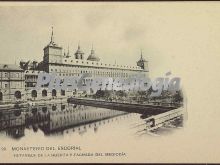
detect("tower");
top-left (43, 27), bottom-right (63, 64)
top-left (137, 50), bottom-right (148, 71)
top-left (74, 42), bottom-right (84, 60)
top-left (87, 45), bottom-right (100, 61)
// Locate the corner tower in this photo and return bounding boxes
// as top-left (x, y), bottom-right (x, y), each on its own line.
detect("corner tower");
top-left (137, 50), bottom-right (149, 71)
top-left (43, 27), bottom-right (63, 64)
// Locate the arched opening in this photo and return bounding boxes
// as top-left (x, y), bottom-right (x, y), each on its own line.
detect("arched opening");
top-left (61, 90), bottom-right (65, 96)
top-left (0, 92), bottom-right (3, 101)
top-left (14, 110), bottom-right (21, 116)
top-left (42, 90), bottom-right (47, 97)
top-left (42, 107), bottom-right (47, 113)
top-left (61, 105), bottom-right (66, 110)
top-left (52, 105), bottom-right (57, 111)
top-left (14, 91), bottom-right (21, 99)
top-left (52, 89), bottom-right (57, 97)
top-left (32, 108), bottom-right (37, 114)
top-left (31, 90), bottom-right (37, 98)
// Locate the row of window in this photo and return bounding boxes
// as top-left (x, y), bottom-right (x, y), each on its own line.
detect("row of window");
top-left (50, 66), bottom-right (138, 73)
top-left (0, 91), bottom-right (22, 100)
top-left (0, 72), bottom-right (22, 78)
top-left (53, 73), bottom-right (130, 78)
top-left (25, 75), bottom-right (38, 79)
top-left (1, 82), bottom-right (24, 88)
top-left (50, 67), bottom-right (138, 78)
top-left (63, 59), bottom-right (140, 69)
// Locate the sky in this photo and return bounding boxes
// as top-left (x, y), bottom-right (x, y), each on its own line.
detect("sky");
top-left (0, 2), bottom-right (219, 78)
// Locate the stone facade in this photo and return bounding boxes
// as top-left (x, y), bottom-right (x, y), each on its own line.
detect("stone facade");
top-left (0, 64), bottom-right (25, 103)
top-left (40, 27), bottom-right (149, 77)
top-left (34, 28), bottom-right (150, 97)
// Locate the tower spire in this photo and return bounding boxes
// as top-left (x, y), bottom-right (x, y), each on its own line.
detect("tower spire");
top-left (140, 49), bottom-right (143, 59)
top-left (50, 26), bottom-right (54, 43)
top-left (91, 43), bottom-right (95, 54)
top-left (78, 41), bottom-right (80, 49)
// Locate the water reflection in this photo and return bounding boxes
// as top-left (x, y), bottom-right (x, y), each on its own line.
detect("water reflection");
top-left (0, 109), bottom-right (25, 139)
top-left (0, 100), bottom-right (185, 140)
top-left (0, 101), bottom-right (128, 140)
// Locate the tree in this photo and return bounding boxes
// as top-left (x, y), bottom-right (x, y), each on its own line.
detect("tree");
top-left (94, 90), bottom-right (112, 100)
top-left (115, 90), bottom-right (127, 98)
top-left (94, 90), bottom-right (105, 98)
top-left (173, 90), bottom-right (183, 103)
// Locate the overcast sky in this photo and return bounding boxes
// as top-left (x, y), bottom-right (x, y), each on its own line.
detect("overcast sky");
top-left (0, 2), bottom-right (219, 78)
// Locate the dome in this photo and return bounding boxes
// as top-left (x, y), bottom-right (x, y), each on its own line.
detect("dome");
top-left (74, 45), bottom-right (84, 60)
top-left (87, 49), bottom-right (100, 61)
top-left (75, 46), bottom-right (84, 55)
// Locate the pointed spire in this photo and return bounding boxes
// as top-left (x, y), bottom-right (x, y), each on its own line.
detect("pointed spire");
top-left (138, 49), bottom-right (147, 62)
top-left (140, 49), bottom-right (143, 59)
top-left (50, 26), bottom-right (54, 43)
top-left (67, 45), bottom-right (69, 55)
top-left (91, 43), bottom-right (95, 54)
top-left (64, 45), bottom-right (71, 58)
top-left (78, 41), bottom-right (81, 50)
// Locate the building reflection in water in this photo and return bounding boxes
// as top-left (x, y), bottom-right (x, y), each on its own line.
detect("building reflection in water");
top-left (0, 101), bottom-right (128, 139)
top-left (0, 109), bottom-right (25, 139)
